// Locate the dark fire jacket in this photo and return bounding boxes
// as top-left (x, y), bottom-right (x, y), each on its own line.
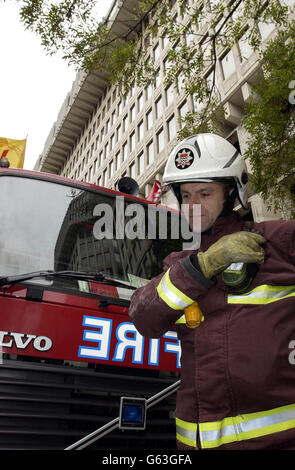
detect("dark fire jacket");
top-left (129, 211), bottom-right (295, 450)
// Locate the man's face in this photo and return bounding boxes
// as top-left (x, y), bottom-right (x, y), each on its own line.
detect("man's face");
top-left (180, 182), bottom-right (228, 232)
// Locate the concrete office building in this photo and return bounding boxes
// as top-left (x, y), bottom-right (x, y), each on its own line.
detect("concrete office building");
top-left (35, 0), bottom-right (294, 220)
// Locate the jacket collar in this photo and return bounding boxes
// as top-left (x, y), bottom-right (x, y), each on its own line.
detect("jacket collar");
top-left (200, 211), bottom-right (244, 251)
top-left (212, 211), bottom-right (244, 236)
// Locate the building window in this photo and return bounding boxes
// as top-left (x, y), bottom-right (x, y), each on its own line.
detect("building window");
top-left (154, 68), bottom-right (161, 89)
top-left (130, 162), bottom-right (135, 179)
top-left (103, 168), bottom-right (107, 186)
top-left (153, 43), bottom-right (160, 61)
top-left (138, 120), bottom-right (144, 142)
top-left (111, 110), bottom-right (116, 126)
top-left (163, 56), bottom-right (171, 73)
top-left (192, 93), bottom-right (204, 112)
top-left (130, 104), bottom-right (135, 123)
top-left (165, 85), bottom-right (174, 107)
top-left (162, 35), bottom-right (169, 49)
top-left (167, 115), bottom-right (176, 141)
top-left (201, 36), bottom-right (212, 62)
top-left (155, 96), bottom-right (163, 119)
top-left (130, 84), bottom-right (135, 98)
top-left (178, 100), bottom-right (188, 121)
top-left (118, 100), bottom-right (122, 116)
top-left (177, 72), bottom-right (185, 93)
top-left (99, 151), bottom-right (103, 166)
top-left (123, 115), bottom-right (128, 133)
top-left (146, 84), bottom-right (152, 101)
top-left (93, 158), bottom-right (97, 174)
top-left (115, 151), bottom-right (120, 171)
top-left (137, 151), bottom-right (144, 175)
top-left (105, 142), bottom-right (109, 159)
top-left (89, 165), bottom-right (93, 182)
top-left (238, 31), bottom-right (253, 62)
top-left (122, 141), bottom-right (127, 161)
top-left (221, 49), bottom-right (236, 80)
top-left (109, 160), bottom-right (114, 179)
top-left (130, 131), bottom-right (135, 152)
top-left (146, 108), bottom-right (153, 130)
top-left (137, 93), bottom-right (143, 112)
top-left (206, 69), bottom-right (215, 90)
top-left (110, 133), bottom-right (115, 150)
top-left (157, 128), bottom-right (164, 153)
top-left (147, 140), bottom-right (154, 165)
top-left (258, 22), bottom-right (275, 41)
top-left (116, 124), bottom-right (121, 142)
top-left (185, 31), bottom-right (195, 45)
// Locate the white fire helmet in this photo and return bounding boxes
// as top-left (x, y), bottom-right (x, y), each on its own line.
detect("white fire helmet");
top-left (163, 133), bottom-right (250, 209)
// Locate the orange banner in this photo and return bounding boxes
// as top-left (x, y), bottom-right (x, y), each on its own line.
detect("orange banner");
top-left (0, 137), bottom-right (26, 168)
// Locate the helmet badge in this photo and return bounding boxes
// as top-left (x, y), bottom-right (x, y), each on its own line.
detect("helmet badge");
top-left (175, 148), bottom-right (194, 170)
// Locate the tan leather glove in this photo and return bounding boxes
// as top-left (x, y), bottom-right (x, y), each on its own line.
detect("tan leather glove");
top-left (197, 231), bottom-right (266, 279)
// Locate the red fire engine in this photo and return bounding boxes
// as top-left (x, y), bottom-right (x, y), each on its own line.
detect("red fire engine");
top-left (0, 168), bottom-right (191, 450)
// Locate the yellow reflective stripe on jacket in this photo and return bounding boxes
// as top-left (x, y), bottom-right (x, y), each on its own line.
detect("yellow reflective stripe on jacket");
top-left (157, 268), bottom-right (194, 310)
top-left (176, 417), bottom-right (198, 447)
top-left (199, 403), bottom-right (295, 449)
top-left (175, 314), bottom-right (186, 324)
top-left (228, 284), bottom-right (295, 305)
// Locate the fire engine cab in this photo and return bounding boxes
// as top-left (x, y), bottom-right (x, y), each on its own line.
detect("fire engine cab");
top-left (0, 168), bottom-right (191, 450)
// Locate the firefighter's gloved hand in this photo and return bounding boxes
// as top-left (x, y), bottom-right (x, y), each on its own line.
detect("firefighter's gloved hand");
top-left (197, 231), bottom-right (266, 279)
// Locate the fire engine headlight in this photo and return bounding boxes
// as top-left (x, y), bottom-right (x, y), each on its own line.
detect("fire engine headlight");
top-left (119, 397), bottom-right (146, 430)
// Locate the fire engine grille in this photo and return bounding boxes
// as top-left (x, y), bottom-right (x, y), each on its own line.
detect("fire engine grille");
top-left (0, 357), bottom-right (179, 450)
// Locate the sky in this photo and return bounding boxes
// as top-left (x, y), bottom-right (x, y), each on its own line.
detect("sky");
top-left (0, 0), bottom-right (112, 170)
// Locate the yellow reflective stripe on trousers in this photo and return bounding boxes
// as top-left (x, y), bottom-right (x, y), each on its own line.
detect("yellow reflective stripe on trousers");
top-left (199, 403), bottom-right (295, 449)
top-left (228, 284), bottom-right (295, 305)
top-left (176, 417), bottom-right (198, 447)
top-left (157, 268), bottom-right (194, 310)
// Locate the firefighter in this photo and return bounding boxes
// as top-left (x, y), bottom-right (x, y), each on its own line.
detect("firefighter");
top-left (129, 133), bottom-right (295, 450)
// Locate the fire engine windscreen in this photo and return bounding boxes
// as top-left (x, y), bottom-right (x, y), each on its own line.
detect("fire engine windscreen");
top-left (0, 175), bottom-right (195, 294)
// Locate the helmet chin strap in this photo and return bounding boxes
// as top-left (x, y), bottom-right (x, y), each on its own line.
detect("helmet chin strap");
top-left (219, 187), bottom-right (238, 216)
